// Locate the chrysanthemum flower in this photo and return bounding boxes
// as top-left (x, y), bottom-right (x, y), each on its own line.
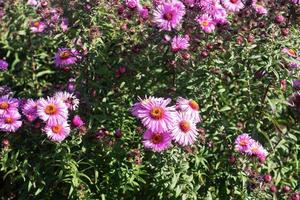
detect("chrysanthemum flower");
top-left (22, 99), bottom-right (38, 122)
top-left (153, 0), bottom-right (185, 31)
top-left (143, 129), bottom-right (172, 152)
top-left (54, 48), bottom-right (80, 67)
top-left (44, 121), bottom-right (70, 142)
top-left (30, 21), bottom-right (47, 33)
top-left (132, 97), bottom-right (175, 132)
top-left (171, 35), bottom-right (189, 52)
top-left (0, 59), bottom-right (8, 71)
top-left (54, 91), bottom-right (79, 111)
top-left (234, 133), bottom-right (253, 153)
top-left (195, 14), bottom-right (216, 33)
top-left (282, 48), bottom-right (297, 57)
top-left (171, 112), bottom-right (198, 146)
top-left (176, 97), bottom-right (201, 123)
top-left (0, 95), bottom-right (19, 116)
top-left (221, 0), bottom-right (244, 12)
top-left (37, 97), bottom-right (68, 124)
top-left (0, 111), bottom-right (22, 132)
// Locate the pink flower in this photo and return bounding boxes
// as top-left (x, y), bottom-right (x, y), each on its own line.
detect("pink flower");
top-left (132, 97), bottom-right (175, 132)
top-left (221, 0), bottom-right (244, 12)
top-left (247, 141), bottom-right (268, 159)
top-left (30, 21), bottom-right (47, 33)
top-left (37, 97), bottom-right (68, 124)
top-left (60, 18), bottom-right (69, 32)
top-left (54, 48), bottom-right (80, 67)
top-left (22, 99), bottom-right (38, 122)
top-left (27, 0), bottom-right (39, 6)
top-left (171, 35), bottom-right (189, 52)
top-left (0, 111), bottom-right (22, 132)
top-left (125, 0), bottom-right (140, 9)
top-left (143, 129), bottom-right (172, 152)
top-left (195, 14), bottom-right (216, 33)
top-left (0, 95), bottom-right (19, 116)
top-left (282, 48), bottom-right (297, 57)
top-left (138, 6), bottom-right (149, 20)
top-left (253, 4), bottom-right (267, 15)
top-left (54, 91), bottom-right (79, 111)
top-left (44, 121), bottom-right (70, 142)
top-left (171, 112), bottom-right (198, 146)
top-left (211, 7), bottom-right (228, 25)
top-left (176, 97), bottom-right (201, 123)
top-left (234, 133), bottom-right (253, 153)
top-left (72, 115), bottom-right (84, 127)
top-left (153, 0), bottom-right (185, 31)
top-left (290, 0), bottom-right (300, 4)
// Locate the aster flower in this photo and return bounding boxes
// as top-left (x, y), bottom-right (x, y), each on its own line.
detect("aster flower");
top-left (54, 91), bottom-right (79, 111)
top-left (176, 97), bottom-right (201, 123)
top-left (153, 0), bottom-right (185, 31)
top-left (37, 97), bottom-right (68, 124)
top-left (171, 35), bottom-right (189, 52)
top-left (132, 97), bottom-right (175, 132)
top-left (143, 129), bottom-right (172, 152)
top-left (125, 0), bottom-right (140, 9)
top-left (0, 59), bottom-right (8, 71)
top-left (0, 95), bottom-right (19, 116)
top-left (234, 133), bottom-right (253, 153)
top-left (30, 21), bottom-right (47, 33)
top-left (211, 7), bottom-right (228, 25)
top-left (54, 48), bottom-right (80, 67)
top-left (282, 48), bottom-right (297, 57)
top-left (195, 14), bottom-right (216, 33)
top-left (221, 0), bottom-right (244, 12)
top-left (0, 111), bottom-right (22, 132)
top-left (171, 112), bottom-right (198, 146)
top-left (22, 99), bottom-right (38, 122)
top-left (247, 141), bottom-right (268, 159)
top-left (253, 4), bottom-right (267, 15)
top-left (131, 96), bottom-right (164, 117)
top-left (44, 121), bottom-right (70, 142)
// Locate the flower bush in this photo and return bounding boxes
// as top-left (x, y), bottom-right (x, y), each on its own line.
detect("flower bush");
top-left (0, 0), bottom-right (300, 199)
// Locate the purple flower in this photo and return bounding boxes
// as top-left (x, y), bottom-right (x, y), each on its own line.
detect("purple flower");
top-left (54, 48), bottom-right (80, 67)
top-left (293, 80), bottom-right (300, 90)
top-left (0, 95), bottom-right (19, 116)
top-left (234, 133), bottom-right (253, 153)
top-left (30, 21), bottom-right (47, 33)
top-left (60, 18), bottom-right (69, 32)
top-left (221, 0), bottom-right (244, 12)
top-left (171, 35), bottom-right (189, 52)
top-left (290, 0), bottom-right (300, 4)
top-left (125, 0), bottom-right (140, 9)
top-left (195, 14), bottom-right (216, 33)
top-left (0, 59), bottom-right (8, 71)
top-left (0, 111), bottom-right (22, 132)
top-left (143, 129), bottom-right (172, 152)
top-left (22, 99), bottom-right (38, 122)
top-left (44, 120), bottom-right (70, 142)
top-left (138, 6), bottom-right (149, 19)
top-left (72, 115), bottom-right (84, 127)
top-left (253, 4), bottom-right (267, 15)
top-left (153, 0), bottom-right (185, 31)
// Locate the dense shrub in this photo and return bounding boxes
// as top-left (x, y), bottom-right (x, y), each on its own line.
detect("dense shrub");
top-left (0, 0), bottom-right (300, 199)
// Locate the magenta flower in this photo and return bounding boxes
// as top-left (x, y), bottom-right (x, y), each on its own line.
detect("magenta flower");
top-left (282, 48), bottom-right (297, 57)
top-left (138, 6), bottom-right (149, 19)
top-left (72, 115), bottom-right (84, 127)
top-left (132, 97), bottom-right (175, 132)
top-left (54, 48), bottom-right (80, 67)
top-left (54, 91), bottom-right (79, 111)
top-left (195, 14), bottom-right (216, 33)
top-left (153, 0), bottom-right (185, 31)
top-left (0, 59), bottom-right (8, 71)
top-left (0, 111), bottom-right (22, 132)
top-left (247, 141), bottom-right (268, 159)
top-left (234, 133), bottom-right (253, 153)
top-left (221, 0), bottom-right (244, 12)
top-left (0, 95), bottom-right (19, 116)
top-left (44, 120), bottom-right (70, 142)
top-left (171, 35), bottom-right (189, 52)
top-left (125, 0), bottom-right (140, 9)
top-left (171, 112), bottom-right (198, 146)
top-left (60, 18), bottom-right (69, 32)
top-left (253, 4), bottom-right (267, 15)
top-left (143, 129), bottom-right (172, 152)
top-left (37, 97), bottom-right (68, 124)
top-left (176, 97), bottom-right (201, 123)
top-left (211, 7), bottom-right (228, 25)
top-left (131, 96), bottom-right (164, 117)
top-left (30, 21), bottom-right (47, 33)
top-left (22, 99), bottom-right (38, 122)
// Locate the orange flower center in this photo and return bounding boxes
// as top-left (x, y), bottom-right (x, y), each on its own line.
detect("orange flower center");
top-left (151, 133), bottom-right (163, 144)
top-left (0, 102), bottom-right (9, 110)
top-left (239, 139), bottom-right (248, 146)
top-left (251, 146), bottom-right (259, 153)
top-left (163, 13), bottom-right (173, 21)
top-left (201, 20), bottom-right (209, 27)
top-left (33, 21), bottom-right (40, 27)
top-left (59, 51), bottom-right (71, 59)
top-left (52, 125), bottom-right (62, 134)
top-left (45, 104), bottom-right (57, 115)
top-left (150, 107), bottom-right (164, 120)
top-left (288, 49), bottom-right (296, 56)
top-left (5, 117), bottom-right (13, 124)
top-left (189, 100), bottom-right (199, 110)
top-left (179, 120), bottom-right (190, 132)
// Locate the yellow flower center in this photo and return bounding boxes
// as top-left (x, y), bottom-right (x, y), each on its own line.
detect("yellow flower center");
top-left (52, 125), bottom-right (62, 134)
top-left (179, 120), bottom-right (190, 132)
top-left (0, 102), bottom-right (9, 110)
top-left (288, 49), bottom-right (296, 56)
top-left (33, 21), bottom-right (40, 27)
top-left (5, 117), bottom-right (13, 124)
top-left (59, 51), bottom-right (71, 59)
top-left (239, 139), bottom-right (248, 146)
top-left (189, 100), bottom-right (199, 110)
top-left (150, 107), bottom-right (164, 120)
top-left (45, 104), bottom-right (57, 115)
top-left (201, 20), bottom-right (209, 27)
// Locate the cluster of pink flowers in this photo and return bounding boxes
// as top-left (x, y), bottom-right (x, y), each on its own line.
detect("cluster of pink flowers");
top-left (131, 96), bottom-right (202, 152)
top-left (0, 90), bottom-right (84, 143)
top-left (234, 133), bottom-right (268, 162)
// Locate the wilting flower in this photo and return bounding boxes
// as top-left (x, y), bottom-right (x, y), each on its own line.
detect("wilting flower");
top-left (171, 112), bottom-right (198, 146)
top-left (171, 35), bottom-right (189, 52)
top-left (176, 97), bottom-right (201, 123)
top-left (282, 48), bottom-right (297, 57)
top-left (153, 0), bottom-right (185, 31)
top-left (0, 59), bottom-right (8, 71)
top-left (288, 92), bottom-right (300, 112)
top-left (235, 133), bottom-right (253, 153)
top-left (143, 129), bottom-right (172, 152)
top-left (195, 14), bottom-right (215, 33)
top-left (292, 80), bottom-right (300, 90)
top-left (131, 97), bottom-right (175, 132)
top-left (54, 48), bottom-right (80, 67)
top-left (22, 99), bottom-right (38, 122)
top-left (221, 0), bottom-right (244, 12)
top-left (54, 91), bottom-right (79, 111)
top-left (30, 21), bottom-right (47, 33)
top-left (37, 97), bottom-right (68, 124)
top-left (72, 115), bottom-right (84, 127)
top-left (0, 111), bottom-right (22, 132)
top-left (0, 95), bottom-right (19, 116)
top-left (44, 121), bottom-right (70, 142)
